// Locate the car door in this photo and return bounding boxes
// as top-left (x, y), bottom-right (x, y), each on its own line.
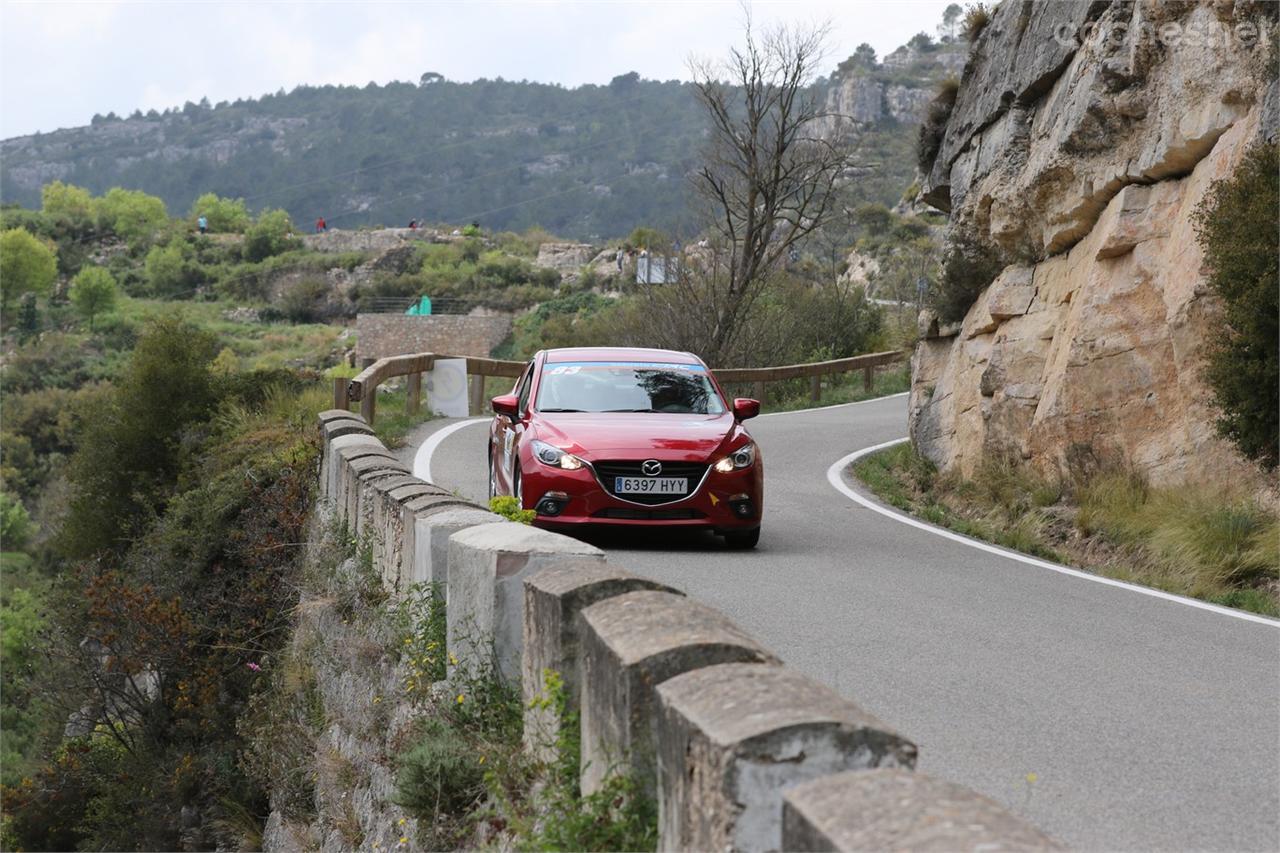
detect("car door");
top-left (494, 361), bottom-right (534, 495)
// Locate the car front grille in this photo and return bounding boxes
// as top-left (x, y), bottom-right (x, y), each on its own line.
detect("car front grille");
top-left (592, 460), bottom-right (708, 506)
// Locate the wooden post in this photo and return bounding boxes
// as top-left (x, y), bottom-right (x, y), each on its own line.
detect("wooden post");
top-left (753, 380), bottom-right (766, 403)
top-left (406, 371), bottom-right (422, 416)
top-left (469, 374), bottom-right (485, 417)
top-left (810, 374), bottom-right (822, 403)
top-left (361, 384), bottom-right (377, 425)
top-left (333, 377), bottom-right (349, 411)
top-left (863, 365), bottom-right (874, 392)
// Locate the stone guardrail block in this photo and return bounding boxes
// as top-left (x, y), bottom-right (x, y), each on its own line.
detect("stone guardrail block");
top-left (655, 662), bottom-right (918, 852)
top-left (577, 590), bottom-right (780, 798)
top-left (351, 462), bottom-right (411, 538)
top-left (522, 563), bottom-right (683, 760)
top-left (447, 522), bottom-right (603, 685)
top-left (322, 433), bottom-right (382, 508)
top-left (781, 768), bottom-right (1065, 852)
top-left (410, 505), bottom-right (501, 588)
top-left (335, 445), bottom-right (399, 525)
top-left (365, 476), bottom-right (448, 591)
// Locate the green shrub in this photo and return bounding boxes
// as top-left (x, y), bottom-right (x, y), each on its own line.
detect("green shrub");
top-left (189, 193), bottom-right (251, 233)
top-left (93, 187), bottom-right (167, 244)
top-left (69, 265), bottom-right (119, 330)
top-left (0, 492), bottom-right (33, 550)
top-left (916, 77), bottom-right (959, 173)
top-left (244, 208), bottom-right (299, 262)
top-left (145, 242), bottom-right (205, 298)
top-left (931, 232), bottom-right (1003, 323)
top-left (490, 495), bottom-right (535, 524)
top-left (1193, 142), bottom-right (1279, 469)
top-left (0, 227), bottom-right (57, 313)
top-left (394, 717), bottom-right (486, 817)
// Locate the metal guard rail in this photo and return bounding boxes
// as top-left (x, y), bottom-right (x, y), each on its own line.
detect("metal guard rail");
top-left (338, 349), bottom-right (906, 424)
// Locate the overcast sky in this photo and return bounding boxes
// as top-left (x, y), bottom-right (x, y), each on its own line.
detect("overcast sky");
top-left (0, 0), bottom-right (954, 139)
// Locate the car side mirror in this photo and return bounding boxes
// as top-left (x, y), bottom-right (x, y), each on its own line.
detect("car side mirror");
top-left (733, 398), bottom-right (760, 421)
top-left (492, 394), bottom-right (520, 419)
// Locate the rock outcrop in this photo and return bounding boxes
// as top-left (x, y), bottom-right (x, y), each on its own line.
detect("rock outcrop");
top-left (534, 241), bottom-right (596, 279)
top-left (912, 0), bottom-right (1277, 487)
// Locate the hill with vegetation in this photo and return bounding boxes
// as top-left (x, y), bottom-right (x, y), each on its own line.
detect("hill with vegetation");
top-left (0, 27), bottom-right (965, 240)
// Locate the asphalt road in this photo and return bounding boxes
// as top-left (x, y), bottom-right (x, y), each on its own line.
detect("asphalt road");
top-left (409, 394), bottom-right (1280, 851)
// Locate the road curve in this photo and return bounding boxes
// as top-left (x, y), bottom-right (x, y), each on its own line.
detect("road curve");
top-left (411, 394), bottom-right (1280, 851)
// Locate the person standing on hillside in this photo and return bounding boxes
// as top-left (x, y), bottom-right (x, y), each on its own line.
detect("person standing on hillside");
top-left (315, 216), bottom-right (327, 233)
top-left (197, 215), bottom-right (208, 235)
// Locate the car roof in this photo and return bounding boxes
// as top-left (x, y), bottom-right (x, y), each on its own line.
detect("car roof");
top-left (541, 347), bottom-right (703, 365)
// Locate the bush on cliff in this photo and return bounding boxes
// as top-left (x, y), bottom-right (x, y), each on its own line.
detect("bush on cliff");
top-left (930, 231), bottom-right (1003, 323)
top-left (916, 76), bottom-right (959, 174)
top-left (1193, 142), bottom-right (1279, 470)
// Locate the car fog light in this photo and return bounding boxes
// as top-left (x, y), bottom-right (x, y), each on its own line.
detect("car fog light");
top-left (535, 491), bottom-right (569, 517)
top-left (728, 493), bottom-right (755, 518)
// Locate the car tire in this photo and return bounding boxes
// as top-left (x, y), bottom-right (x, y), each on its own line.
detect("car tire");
top-left (723, 527), bottom-right (760, 549)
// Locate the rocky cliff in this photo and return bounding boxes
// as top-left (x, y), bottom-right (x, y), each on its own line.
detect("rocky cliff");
top-left (911, 0), bottom-right (1277, 487)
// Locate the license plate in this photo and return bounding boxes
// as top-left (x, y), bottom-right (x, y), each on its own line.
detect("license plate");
top-left (614, 476), bottom-right (687, 495)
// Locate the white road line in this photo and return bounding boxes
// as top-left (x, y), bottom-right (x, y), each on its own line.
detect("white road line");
top-left (413, 417), bottom-right (486, 483)
top-left (828, 439), bottom-right (1280, 628)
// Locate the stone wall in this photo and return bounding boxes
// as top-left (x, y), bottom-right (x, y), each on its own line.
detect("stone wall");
top-left (912, 0), bottom-right (1277, 487)
top-left (355, 313), bottom-right (511, 362)
top-left (291, 409), bottom-right (1061, 852)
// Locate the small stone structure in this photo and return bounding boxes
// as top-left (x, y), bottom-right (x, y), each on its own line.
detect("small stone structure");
top-left (355, 313), bottom-right (511, 363)
top-left (311, 409), bottom-right (1062, 852)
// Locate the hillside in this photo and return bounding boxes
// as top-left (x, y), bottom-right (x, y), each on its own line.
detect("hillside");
top-left (0, 35), bottom-right (964, 240)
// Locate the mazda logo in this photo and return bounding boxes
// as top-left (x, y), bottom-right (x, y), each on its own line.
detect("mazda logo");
top-left (641, 460), bottom-right (662, 476)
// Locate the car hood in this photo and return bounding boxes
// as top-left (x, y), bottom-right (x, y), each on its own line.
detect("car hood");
top-left (532, 412), bottom-right (740, 461)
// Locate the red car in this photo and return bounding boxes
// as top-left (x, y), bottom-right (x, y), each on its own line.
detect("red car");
top-left (488, 347), bottom-right (763, 548)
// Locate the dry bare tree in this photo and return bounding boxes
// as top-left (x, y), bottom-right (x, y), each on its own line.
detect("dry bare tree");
top-left (678, 14), bottom-right (855, 364)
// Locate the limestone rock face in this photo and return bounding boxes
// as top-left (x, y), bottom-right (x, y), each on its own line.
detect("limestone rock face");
top-left (912, 0), bottom-right (1276, 488)
top-left (913, 106), bottom-right (1266, 487)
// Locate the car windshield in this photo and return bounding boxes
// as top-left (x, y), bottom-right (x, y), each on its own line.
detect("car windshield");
top-left (536, 361), bottom-right (726, 415)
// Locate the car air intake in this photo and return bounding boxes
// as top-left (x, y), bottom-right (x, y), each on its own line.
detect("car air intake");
top-left (592, 460), bottom-right (709, 506)
top-left (592, 508), bottom-right (706, 520)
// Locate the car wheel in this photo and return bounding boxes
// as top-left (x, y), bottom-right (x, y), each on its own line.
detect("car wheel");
top-left (723, 527), bottom-right (760, 549)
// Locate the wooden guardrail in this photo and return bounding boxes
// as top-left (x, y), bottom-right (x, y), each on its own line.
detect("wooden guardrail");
top-left (339, 349), bottom-right (906, 424)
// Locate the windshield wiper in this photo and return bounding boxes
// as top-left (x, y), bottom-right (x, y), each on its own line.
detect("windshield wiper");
top-left (539, 408), bottom-right (585, 412)
top-left (602, 408), bottom-right (659, 413)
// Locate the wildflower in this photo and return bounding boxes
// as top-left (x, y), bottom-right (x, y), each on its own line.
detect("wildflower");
top-left (448, 651), bottom-right (458, 666)
top-left (456, 693), bottom-right (465, 704)
top-left (399, 837), bottom-right (408, 846)
top-left (398, 818), bottom-right (406, 827)
top-left (373, 695), bottom-right (382, 704)
top-left (1026, 772), bottom-right (1037, 784)
top-left (403, 637), bottom-right (411, 645)
top-left (246, 662), bottom-right (261, 672)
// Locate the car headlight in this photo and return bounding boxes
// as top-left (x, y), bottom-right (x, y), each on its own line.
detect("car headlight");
top-left (531, 439), bottom-right (585, 470)
top-left (714, 442), bottom-right (756, 473)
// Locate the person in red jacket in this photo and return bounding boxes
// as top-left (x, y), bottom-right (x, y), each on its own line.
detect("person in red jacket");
top-left (315, 217), bottom-right (327, 233)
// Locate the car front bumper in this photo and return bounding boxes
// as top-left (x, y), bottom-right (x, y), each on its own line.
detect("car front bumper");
top-left (520, 459), bottom-right (763, 532)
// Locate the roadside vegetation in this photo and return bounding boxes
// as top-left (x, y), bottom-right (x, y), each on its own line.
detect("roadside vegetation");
top-left (854, 445), bottom-right (1279, 617)
top-left (1193, 141), bottom-right (1278, 470)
